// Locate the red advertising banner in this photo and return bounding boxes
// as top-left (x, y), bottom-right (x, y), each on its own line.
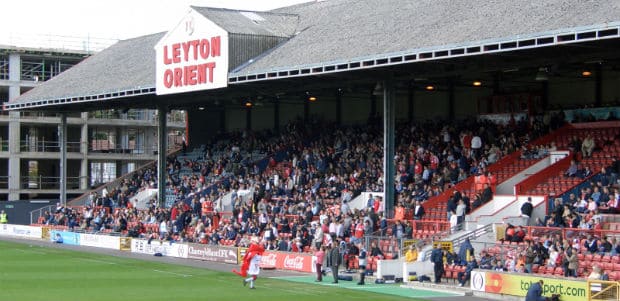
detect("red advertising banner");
top-left (259, 251), bottom-right (315, 273)
top-left (187, 243), bottom-right (238, 264)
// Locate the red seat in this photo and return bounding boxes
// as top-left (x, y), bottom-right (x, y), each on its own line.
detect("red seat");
top-left (554, 267), bottom-right (564, 276)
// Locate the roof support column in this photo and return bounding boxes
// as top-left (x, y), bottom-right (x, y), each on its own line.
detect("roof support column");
top-left (595, 63), bottom-right (602, 107)
top-left (59, 113), bottom-right (67, 206)
top-left (383, 76), bottom-right (396, 218)
top-left (157, 104), bottom-right (168, 208)
top-left (80, 112), bottom-right (89, 190)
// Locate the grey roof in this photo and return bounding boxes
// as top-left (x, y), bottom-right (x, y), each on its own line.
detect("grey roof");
top-left (232, 0), bottom-right (620, 75)
top-left (6, 0), bottom-right (620, 109)
top-left (9, 32), bottom-right (163, 108)
top-left (191, 6), bottom-right (299, 37)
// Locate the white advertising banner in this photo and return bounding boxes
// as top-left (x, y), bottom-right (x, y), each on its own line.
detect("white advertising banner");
top-left (80, 233), bottom-right (121, 250)
top-left (0, 224), bottom-right (42, 239)
top-left (155, 8), bottom-right (229, 95)
top-left (130, 239), bottom-right (188, 258)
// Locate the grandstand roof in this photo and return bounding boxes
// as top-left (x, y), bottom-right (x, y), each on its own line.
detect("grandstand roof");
top-left (191, 6), bottom-right (299, 38)
top-left (6, 0), bottom-right (620, 111)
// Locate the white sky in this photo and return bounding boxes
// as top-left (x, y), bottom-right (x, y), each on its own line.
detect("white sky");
top-left (0, 0), bottom-right (312, 50)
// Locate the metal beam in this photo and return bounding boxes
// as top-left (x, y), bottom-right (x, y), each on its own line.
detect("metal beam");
top-left (383, 76), bottom-right (396, 218)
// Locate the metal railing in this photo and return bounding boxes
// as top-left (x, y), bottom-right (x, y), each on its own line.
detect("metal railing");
top-left (30, 205), bottom-right (55, 225)
top-left (0, 175), bottom-right (8, 189)
top-left (21, 176), bottom-right (81, 190)
top-left (20, 140), bottom-right (81, 152)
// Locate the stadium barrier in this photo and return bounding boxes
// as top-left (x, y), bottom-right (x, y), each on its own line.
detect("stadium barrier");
top-left (586, 279), bottom-right (619, 301)
top-left (0, 224), bottom-right (321, 274)
top-left (0, 223), bottom-right (42, 239)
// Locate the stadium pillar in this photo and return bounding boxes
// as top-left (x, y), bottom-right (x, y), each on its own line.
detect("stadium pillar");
top-left (157, 104), bottom-right (168, 208)
top-left (595, 63), bottom-right (602, 107)
top-left (383, 76), bottom-right (396, 218)
top-left (59, 113), bottom-right (67, 206)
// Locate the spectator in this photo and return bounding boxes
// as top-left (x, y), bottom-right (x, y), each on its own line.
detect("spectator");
top-left (457, 257), bottom-right (478, 287)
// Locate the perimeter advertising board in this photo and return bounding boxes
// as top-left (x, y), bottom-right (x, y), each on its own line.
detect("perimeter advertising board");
top-left (49, 230), bottom-right (80, 245)
top-left (80, 233), bottom-right (121, 250)
top-left (259, 251), bottom-right (315, 273)
top-left (470, 270), bottom-right (587, 301)
top-left (130, 239), bottom-right (188, 258)
top-left (155, 8), bottom-right (229, 95)
top-left (186, 243), bottom-right (238, 264)
top-left (0, 224), bottom-right (42, 239)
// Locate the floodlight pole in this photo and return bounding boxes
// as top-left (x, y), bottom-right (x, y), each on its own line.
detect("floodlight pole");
top-left (157, 104), bottom-right (168, 208)
top-left (383, 76), bottom-right (396, 218)
top-left (59, 113), bottom-right (67, 206)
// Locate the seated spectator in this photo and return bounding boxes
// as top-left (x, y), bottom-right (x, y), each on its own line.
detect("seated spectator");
top-left (588, 265), bottom-right (602, 280)
top-left (565, 160), bottom-right (579, 177)
top-left (405, 244), bottom-right (418, 262)
top-left (479, 251), bottom-right (493, 269)
top-left (457, 257), bottom-right (478, 287)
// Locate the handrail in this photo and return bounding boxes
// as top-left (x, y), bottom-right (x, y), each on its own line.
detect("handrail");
top-left (67, 147), bottom-right (181, 206)
top-left (514, 153), bottom-right (573, 194)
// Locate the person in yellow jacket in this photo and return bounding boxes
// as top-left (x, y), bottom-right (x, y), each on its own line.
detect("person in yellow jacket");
top-left (0, 210), bottom-right (7, 224)
top-left (405, 244), bottom-right (418, 262)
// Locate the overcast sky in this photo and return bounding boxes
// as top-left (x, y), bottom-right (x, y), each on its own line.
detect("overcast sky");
top-left (0, 0), bottom-right (312, 50)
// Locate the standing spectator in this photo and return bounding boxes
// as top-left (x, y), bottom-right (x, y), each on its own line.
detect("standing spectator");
top-left (0, 210), bottom-right (7, 224)
top-left (431, 243), bottom-right (444, 284)
top-left (357, 242), bottom-right (367, 285)
top-left (521, 197), bottom-right (534, 225)
top-left (413, 200), bottom-right (425, 220)
top-left (314, 246), bottom-right (326, 282)
top-left (565, 247), bottom-right (578, 277)
top-left (328, 240), bottom-right (341, 284)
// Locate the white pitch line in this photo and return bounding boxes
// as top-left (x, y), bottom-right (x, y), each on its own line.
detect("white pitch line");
top-left (153, 269), bottom-right (192, 277)
top-left (79, 258), bottom-right (118, 265)
top-left (13, 248), bottom-right (47, 255)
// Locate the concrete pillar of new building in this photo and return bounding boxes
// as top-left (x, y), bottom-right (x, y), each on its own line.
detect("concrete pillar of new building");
top-left (8, 53), bottom-right (21, 201)
top-left (80, 112), bottom-right (89, 190)
top-left (157, 105), bottom-right (168, 208)
top-left (59, 113), bottom-right (67, 206)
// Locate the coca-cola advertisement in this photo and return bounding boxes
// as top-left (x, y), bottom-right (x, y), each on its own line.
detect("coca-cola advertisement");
top-left (259, 252), bottom-right (278, 269)
top-left (187, 244), bottom-right (238, 264)
top-left (259, 251), bottom-right (313, 273)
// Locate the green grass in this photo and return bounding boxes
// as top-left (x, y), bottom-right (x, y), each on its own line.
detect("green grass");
top-left (0, 240), bottom-right (429, 301)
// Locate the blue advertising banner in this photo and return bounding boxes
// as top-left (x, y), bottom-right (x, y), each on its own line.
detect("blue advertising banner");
top-left (49, 230), bottom-right (80, 246)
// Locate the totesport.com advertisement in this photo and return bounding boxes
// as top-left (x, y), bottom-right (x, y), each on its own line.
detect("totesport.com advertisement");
top-left (470, 270), bottom-right (587, 301)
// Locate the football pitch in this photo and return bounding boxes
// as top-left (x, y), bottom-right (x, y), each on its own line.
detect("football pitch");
top-left (0, 240), bottom-right (435, 301)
